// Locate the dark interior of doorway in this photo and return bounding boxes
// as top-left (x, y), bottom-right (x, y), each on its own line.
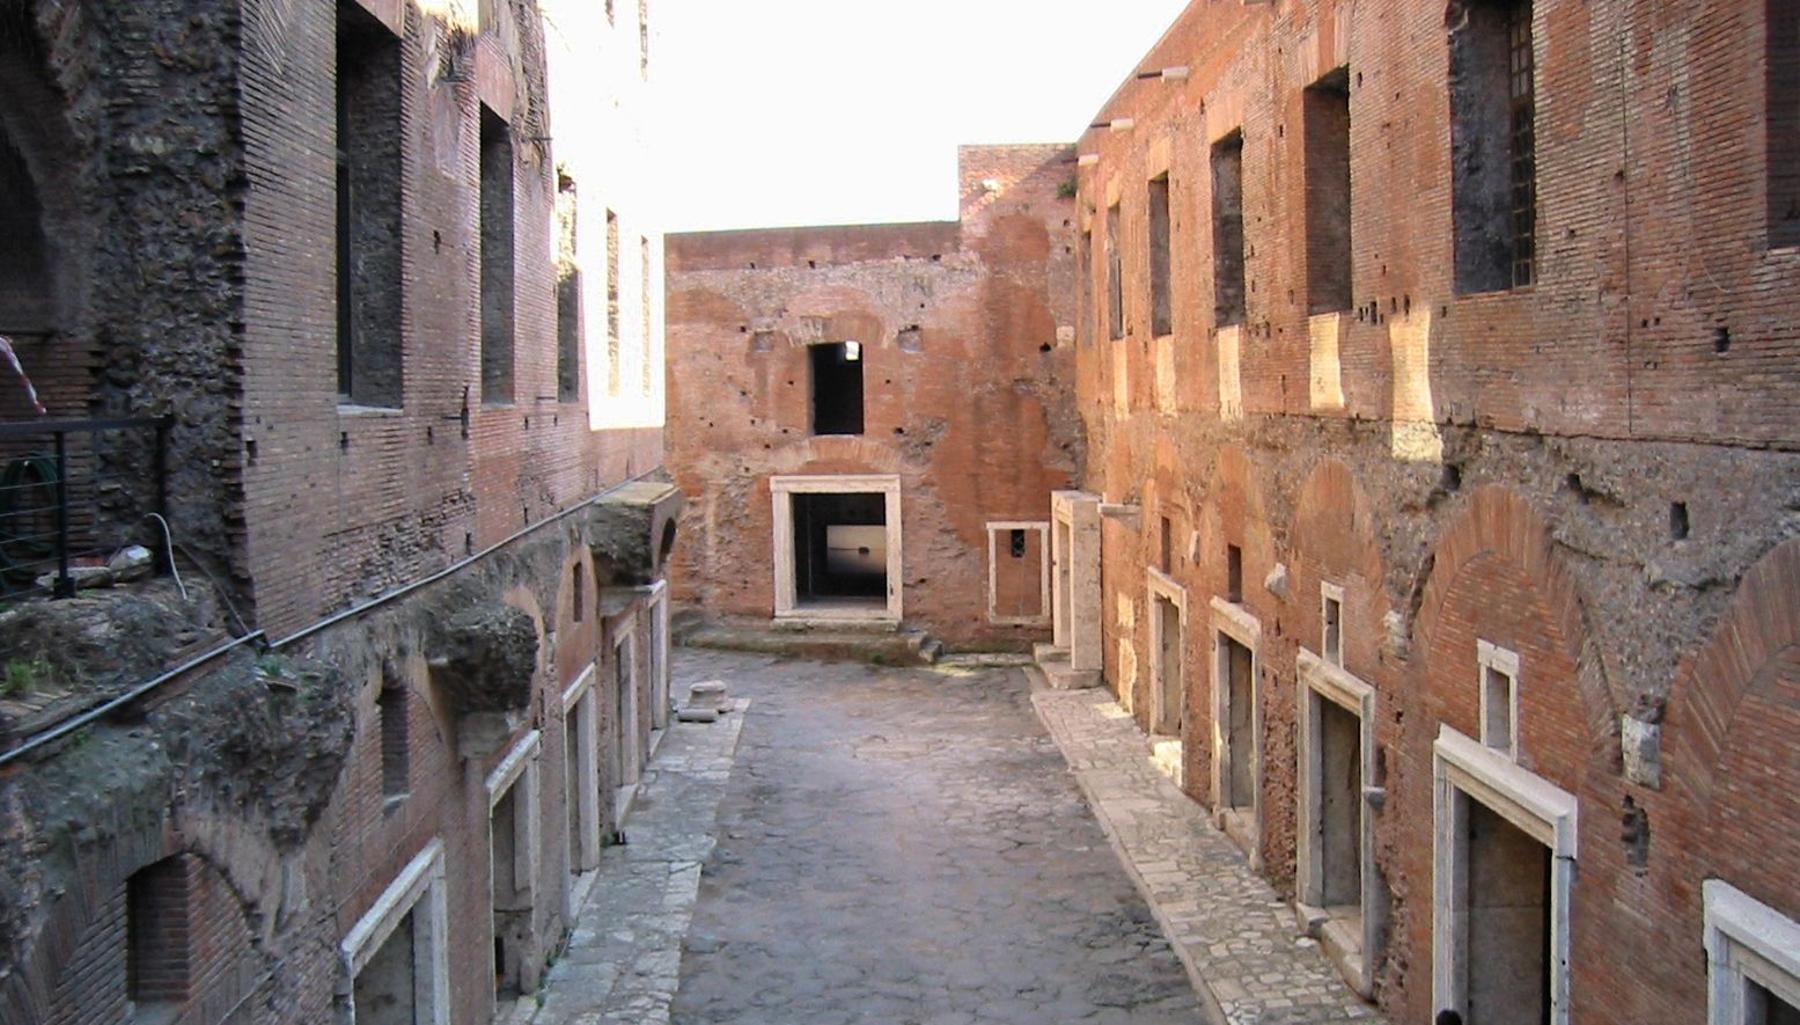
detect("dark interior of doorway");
top-left (793, 492), bottom-right (886, 604)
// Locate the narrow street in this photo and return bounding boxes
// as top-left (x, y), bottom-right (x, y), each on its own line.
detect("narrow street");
top-left (535, 648), bottom-right (1204, 1025)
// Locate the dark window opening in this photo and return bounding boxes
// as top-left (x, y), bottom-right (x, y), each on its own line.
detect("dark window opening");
top-left (1010, 528), bottom-right (1027, 558)
top-left (1449, 0), bottom-right (1536, 293)
top-left (810, 342), bottom-right (864, 435)
top-left (1323, 593), bottom-right (1343, 665)
top-left (793, 492), bottom-right (886, 605)
top-left (1211, 131), bottom-right (1247, 327)
top-left (1304, 67), bottom-right (1353, 314)
top-left (606, 209), bottom-right (621, 395)
top-left (1148, 174), bottom-right (1173, 336)
top-left (1078, 229), bottom-right (1093, 345)
top-left (1769, 0), bottom-right (1800, 246)
top-left (1750, 980), bottom-right (1800, 1025)
top-left (0, 122), bottom-right (51, 351)
top-left (1226, 543), bottom-right (1243, 603)
top-left (479, 105), bottom-right (515, 404)
top-left (1670, 501), bottom-right (1690, 541)
top-left (572, 563), bottom-right (586, 622)
top-left (127, 857), bottom-right (192, 1009)
top-left (1159, 515), bottom-right (1173, 574)
top-left (1107, 203), bottom-right (1124, 340)
top-left (336, 5), bottom-right (403, 407)
top-left (378, 677), bottom-right (409, 799)
top-left (556, 172), bottom-right (581, 402)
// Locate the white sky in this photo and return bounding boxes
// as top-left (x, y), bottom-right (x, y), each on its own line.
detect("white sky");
top-left (655, 1), bottom-right (1191, 232)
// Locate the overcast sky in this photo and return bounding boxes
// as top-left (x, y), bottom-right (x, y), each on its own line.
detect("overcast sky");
top-left (655, 1), bottom-right (1190, 232)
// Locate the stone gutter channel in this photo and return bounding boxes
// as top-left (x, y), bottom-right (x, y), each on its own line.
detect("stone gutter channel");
top-left (526, 697), bottom-right (749, 1025)
top-left (1029, 683), bottom-right (1387, 1025)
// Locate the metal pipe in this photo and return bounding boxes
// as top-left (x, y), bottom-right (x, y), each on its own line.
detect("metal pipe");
top-left (0, 631), bottom-right (267, 768)
top-left (270, 468), bottom-right (663, 650)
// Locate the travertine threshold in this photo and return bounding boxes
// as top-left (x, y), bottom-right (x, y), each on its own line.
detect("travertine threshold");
top-left (1031, 685), bottom-right (1387, 1025)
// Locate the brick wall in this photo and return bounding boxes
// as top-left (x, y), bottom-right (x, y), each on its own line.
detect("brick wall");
top-left (1075, 1), bottom-right (1800, 1020)
top-left (666, 144), bottom-right (1083, 648)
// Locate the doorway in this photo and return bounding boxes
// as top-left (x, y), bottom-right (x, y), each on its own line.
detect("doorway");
top-left (771, 475), bottom-right (903, 622)
top-left (1223, 634), bottom-right (1255, 808)
top-left (1462, 800), bottom-right (1552, 1025)
top-left (792, 492), bottom-right (887, 606)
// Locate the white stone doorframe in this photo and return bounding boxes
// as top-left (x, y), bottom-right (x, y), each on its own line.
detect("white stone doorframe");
top-left (485, 729), bottom-right (543, 904)
top-left (1210, 596), bottom-right (1263, 867)
top-left (986, 520), bottom-right (1051, 625)
top-left (612, 624), bottom-right (641, 817)
top-left (337, 839), bottom-right (451, 1025)
top-left (1432, 726), bottom-right (1578, 1025)
top-left (770, 474), bottom-right (904, 623)
top-left (1296, 646), bottom-right (1382, 993)
top-left (1146, 568), bottom-right (1187, 738)
top-left (628, 580), bottom-right (672, 732)
top-left (1705, 879), bottom-right (1800, 1025)
top-left (1051, 490), bottom-right (1103, 672)
top-left (561, 666), bottom-right (601, 882)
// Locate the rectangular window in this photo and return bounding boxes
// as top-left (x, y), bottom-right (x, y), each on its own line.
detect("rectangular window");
top-left (1211, 131), bottom-right (1247, 327)
top-left (1225, 543), bottom-right (1243, 603)
top-left (1478, 640), bottom-right (1520, 757)
top-left (810, 342), bottom-right (864, 435)
top-left (1148, 174), bottom-right (1173, 337)
top-left (1303, 67), bottom-right (1353, 314)
top-left (1159, 515), bottom-right (1172, 574)
top-left (336, 5), bottom-right (403, 407)
top-left (127, 857), bottom-right (191, 1009)
top-left (555, 172), bottom-right (581, 402)
top-left (1770, 0), bottom-right (1800, 246)
top-left (1322, 585), bottom-right (1343, 666)
top-left (1449, 0), bottom-right (1536, 292)
top-left (606, 209), bottom-right (621, 396)
top-left (1078, 229), bottom-right (1093, 345)
top-left (1107, 203), bottom-right (1124, 340)
top-left (479, 105), bottom-right (515, 404)
top-left (1010, 528), bottom-right (1027, 558)
top-left (378, 679), bottom-right (409, 801)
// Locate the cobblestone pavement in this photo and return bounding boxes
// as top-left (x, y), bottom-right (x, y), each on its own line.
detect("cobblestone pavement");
top-left (670, 650), bottom-right (1204, 1025)
top-left (1032, 688), bottom-right (1387, 1025)
top-left (530, 698), bottom-right (748, 1025)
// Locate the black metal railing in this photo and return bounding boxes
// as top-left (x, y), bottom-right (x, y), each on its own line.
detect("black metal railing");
top-left (0, 416), bottom-right (171, 600)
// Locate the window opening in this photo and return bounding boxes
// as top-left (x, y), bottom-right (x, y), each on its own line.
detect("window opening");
top-left (1211, 131), bottom-right (1247, 327)
top-left (1303, 67), bottom-right (1353, 314)
top-left (1323, 589), bottom-right (1343, 666)
top-left (1107, 202), bottom-right (1124, 340)
top-left (337, 5), bottom-right (403, 407)
top-left (1769, 0), bottom-right (1800, 245)
top-left (1148, 174), bottom-right (1173, 336)
top-left (479, 105), bottom-right (515, 404)
top-left (556, 172), bottom-right (581, 402)
top-left (1449, 0), bottom-right (1536, 292)
top-left (810, 342), bottom-right (864, 435)
top-left (1226, 544), bottom-right (1243, 603)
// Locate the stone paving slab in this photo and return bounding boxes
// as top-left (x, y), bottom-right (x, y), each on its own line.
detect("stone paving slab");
top-left (669, 650), bottom-right (1205, 1025)
top-left (1031, 687), bottom-right (1388, 1025)
top-left (529, 699), bottom-right (749, 1025)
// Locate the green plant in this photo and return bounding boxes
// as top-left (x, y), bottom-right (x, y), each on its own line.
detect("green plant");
top-left (1, 657), bottom-right (51, 698)
top-left (1057, 177), bottom-right (1079, 200)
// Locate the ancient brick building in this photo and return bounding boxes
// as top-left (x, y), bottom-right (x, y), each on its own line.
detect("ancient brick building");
top-left (1040, 1), bottom-right (1800, 1023)
top-left (664, 145), bottom-right (1084, 650)
top-left (0, 1), bottom-right (677, 1023)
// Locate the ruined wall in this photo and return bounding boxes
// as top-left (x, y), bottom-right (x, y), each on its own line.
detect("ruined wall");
top-left (0, 0), bottom-right (675, 1022)
top-left (1075, 1), bottom-right (1800, 1020)
top-left (666, 144), bottom-right (1083, 649)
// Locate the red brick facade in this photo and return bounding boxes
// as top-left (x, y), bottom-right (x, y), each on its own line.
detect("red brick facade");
top-left (665, 145), bottom-right (1082, 648)
top-left (0, 2), bottom-right (672, 1024)
top-left (1072, 1), bottom-right (1800, 1020)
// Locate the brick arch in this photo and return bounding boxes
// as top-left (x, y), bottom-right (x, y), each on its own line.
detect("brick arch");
top-left (1412, 485), bottom-right (1620, 765)
top-left (1664, 537), bottom-right (1800, 815)
top-left (1289, 457), bottom-right (1392, 665)
top-left (1, 815), bottom-right (176, 1024)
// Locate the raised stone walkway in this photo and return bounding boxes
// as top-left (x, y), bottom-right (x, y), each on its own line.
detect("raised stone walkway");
top-left (1031, 687), bottom-right (1387, 1025)
top-left (528, 699), bottom-right (748, 1025)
